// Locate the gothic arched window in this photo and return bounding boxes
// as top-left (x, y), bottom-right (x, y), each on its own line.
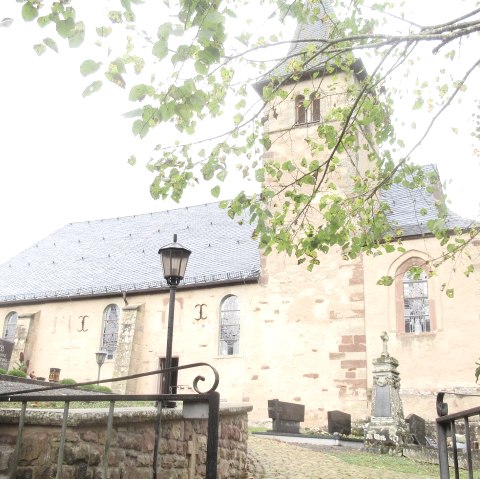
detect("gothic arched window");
top-left (219, 295), bottom-right (240, 356)
top-left (402, 270), bottom-right (430, 333)
top-left (101, 304), bottom-right (120, 360)
top-left (295, 93), bottom-right (321, 125)
top-left (395, 259), bottom-right (435, 334)
top-left (2, 311), bottom-right (17, 342)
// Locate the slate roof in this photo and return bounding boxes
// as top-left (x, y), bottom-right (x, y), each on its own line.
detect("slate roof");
top-left (380, 164), bottom-right (472, 237)
top-left (0, 202), bottom-right (261, 304)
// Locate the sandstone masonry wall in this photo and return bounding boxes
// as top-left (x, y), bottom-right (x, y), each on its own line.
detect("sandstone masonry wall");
top-left (0, 404), bottom-right (251, 479)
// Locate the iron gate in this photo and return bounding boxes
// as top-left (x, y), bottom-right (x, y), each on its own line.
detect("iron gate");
top-left (437, 391), bottom-right (480, 478)
top-left (0, 362), bottom-right (220, 479)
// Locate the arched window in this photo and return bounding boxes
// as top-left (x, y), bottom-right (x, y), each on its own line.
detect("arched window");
top-left (219, 295), bottom-right (240, 356)
top-left (402, 270), bottom-right (430, 333)
top-left (3, 312), bottom-right (17, 342)
top-left (295, 93), bottom-right (321, 125)
top-left (101, 304), bottom-right (120, 360)
top-left (295, 95), bottom-right (306, 124)
top-left (395, 259), bottom-right (434, 334)
top-left (310, 93), bottom-right (321, 122)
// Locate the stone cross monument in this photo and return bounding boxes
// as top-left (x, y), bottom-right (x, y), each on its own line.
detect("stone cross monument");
top-left (364, 332), bottom-right (407, 453)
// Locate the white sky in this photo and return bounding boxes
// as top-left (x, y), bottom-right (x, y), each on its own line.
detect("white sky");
top-left (0, 1), bottom-right (479, 263)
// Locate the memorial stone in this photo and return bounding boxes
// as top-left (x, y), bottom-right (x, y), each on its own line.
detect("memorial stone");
top-left (327, 410), bottom-right (351, 435)
top-left (406, 413), bottom-right (427, 445)
top-left (268, 399), bottom-right (305, 434)
top-left (0, 339), bottom-right (14, 371)
top-left (364, 332), bottom-right (408, 454)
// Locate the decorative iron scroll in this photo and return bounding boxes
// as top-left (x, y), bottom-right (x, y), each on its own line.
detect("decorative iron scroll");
top-left (0, 361), bottom-right (220, 397)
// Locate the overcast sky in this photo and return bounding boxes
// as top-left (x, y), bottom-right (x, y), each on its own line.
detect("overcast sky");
top-left (0, 1), bottom-right (479, 264)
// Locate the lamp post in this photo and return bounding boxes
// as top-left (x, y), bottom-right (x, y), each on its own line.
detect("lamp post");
top-left (158, 234), bottom-right (191, 398)
top-left (95, 350), bottom-right (107, 384)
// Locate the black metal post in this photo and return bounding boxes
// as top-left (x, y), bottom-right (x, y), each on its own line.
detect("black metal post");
top-left (164, 284), bottom-right (177, 397)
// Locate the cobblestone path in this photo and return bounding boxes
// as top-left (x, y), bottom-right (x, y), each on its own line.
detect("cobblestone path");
top-left (246, 435), bottom-right (438, 479)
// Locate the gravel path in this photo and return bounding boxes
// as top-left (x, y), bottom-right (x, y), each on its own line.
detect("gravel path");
top-left (246, 435), bottom-right (438, 479)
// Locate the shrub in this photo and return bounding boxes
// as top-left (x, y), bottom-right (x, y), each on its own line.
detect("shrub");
top-left (80, 384), bottom-right (112, 393)
top-left (0, 368), bottom-right (7, 375)
top-left (59, 378), bottom-right (77, 386)
top-left (7, 369), bottom-right (27, 378)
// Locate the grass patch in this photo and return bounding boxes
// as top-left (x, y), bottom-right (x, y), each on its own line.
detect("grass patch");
top-left (248, 426), bottom-right (268, 434)
top-left (329, 449), bottom-right (470, 478)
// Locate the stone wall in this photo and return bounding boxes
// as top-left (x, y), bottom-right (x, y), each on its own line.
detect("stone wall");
top-left (0, 404), bottom-right (251, 479)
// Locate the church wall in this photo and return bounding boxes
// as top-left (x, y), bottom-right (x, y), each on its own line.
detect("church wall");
top-left (363, 237), bottom-right (480, 421)
top-left (0, 243), bottom-right (371, 428)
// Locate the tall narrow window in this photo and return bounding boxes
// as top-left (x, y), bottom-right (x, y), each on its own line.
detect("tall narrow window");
top-left (101, 304), bottom-right (120, 360)
top-left (403, 270), bottom-right (430, 333)
top-left (310, 93), bottom-right (320, 122)
top-left (3, 312), bottom-right (17, 342)
top-left (219, 295), bottom-right (240, 356)
top-left (295, 95), bottom-right (306, 124)
top-left (295, 94), bottom-right (321, 125)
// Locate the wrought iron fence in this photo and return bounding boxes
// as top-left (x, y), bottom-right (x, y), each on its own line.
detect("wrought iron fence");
top-left (436, 391), bottom-right (480, 479)
top-left (0, 362), bottom-right (220, 479)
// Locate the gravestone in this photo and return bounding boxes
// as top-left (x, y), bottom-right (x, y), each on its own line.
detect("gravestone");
top-left (0, 339), bottom-right (14, 371)
top-left (364, 332), bottom-right (408, 454)
top-left (327, 410), bottom-right (351, 435)
top-left (406, 413), bottom-right (427, 445)
top-left (268, 399), bottom-right (305, 434)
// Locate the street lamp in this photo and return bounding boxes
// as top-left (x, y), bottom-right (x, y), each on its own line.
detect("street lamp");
top-left (158, 234), bottom-right (191, 399)
top-left (95, 350), bottom-right (107, 384)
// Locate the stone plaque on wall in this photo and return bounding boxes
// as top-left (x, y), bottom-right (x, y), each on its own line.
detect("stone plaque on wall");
top-left (0, 339), bottom-right (14, 371)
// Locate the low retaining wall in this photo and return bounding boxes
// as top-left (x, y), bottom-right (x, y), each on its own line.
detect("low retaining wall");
top-left (0, 404), bottom-right (252, 478)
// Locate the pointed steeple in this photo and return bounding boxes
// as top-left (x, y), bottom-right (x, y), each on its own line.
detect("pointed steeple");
top-left (253, 1), bottom-right (365, 94)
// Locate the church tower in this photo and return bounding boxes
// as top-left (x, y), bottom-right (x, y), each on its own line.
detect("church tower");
top-left (243, 3), bottom-right (371, 425)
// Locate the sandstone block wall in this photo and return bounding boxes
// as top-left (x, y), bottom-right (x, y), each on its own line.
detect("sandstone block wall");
top-left (0, 404), bottom-right (251, 479)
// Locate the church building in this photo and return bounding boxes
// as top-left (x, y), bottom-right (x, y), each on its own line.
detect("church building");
top-left (0, 5), bottom-right (479, 427)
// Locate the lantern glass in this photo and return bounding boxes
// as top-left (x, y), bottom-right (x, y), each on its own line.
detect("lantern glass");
top-left (95, 350), bottom-right (107, 367)
top-left (158, 235), bottom-right (191, 284)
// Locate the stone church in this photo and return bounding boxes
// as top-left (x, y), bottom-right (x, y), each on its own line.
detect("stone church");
top-left (1, 7), bottom-right (479, 427)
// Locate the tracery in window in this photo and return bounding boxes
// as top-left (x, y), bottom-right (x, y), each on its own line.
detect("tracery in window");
top-left (3, 312), bottom-right (17, 342)
top-left (219, 295), bottom-right (240, 356)
top-left (403, 270), bottom-right (431, 333)
top-left (101, 304), bottom-right (120, 360)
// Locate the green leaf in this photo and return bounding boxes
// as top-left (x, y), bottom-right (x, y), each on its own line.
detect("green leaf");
top-left (68, 23), bottom-right (85, 48)
top-left (56, 18), bottom-right (75, 39)
top-left (80, 60), bottom-right (101, 76)
top-left (22, 2), bottom-right (38, 22)
top-left (211, 185), bottom-right (220, 198)
top-left (128, 155), bottom-right (136, 166)
top-left (43, 37), bottom-right (58, 53)
top-left (82, 80), bottom-right (103, 97)
top-left (96, 26), bottom-right (112, 37)
top-left (255, 168), bottom-right (265, 183)
top-left (152, 40), bottom-right (168, 60)
top-left (37, 15), bottom-right (51, 28)
top-left (33, 43), bottom-right (46, 56)
top-left (129, 84), bottom-right (151, 101)
top-left (121, 0), bottom-right (132, 11)
top-left (132, 119), bottom-right (149, 138)
top-left (446, 288), bottom-right (454, 298)
top-left (377, 276), bottom-right (394, 286)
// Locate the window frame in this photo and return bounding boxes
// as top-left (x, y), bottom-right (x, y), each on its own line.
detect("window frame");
top-left (101, 304), bottom-right (120, 360)
top-left (218, 295), bottom-right (241, 356)
top-left (395, 258), bottom-right (436, 334)
top-left (295, 93), bottom-right (321, 125)
top-left (2, 311), bottom-right (18, 343)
